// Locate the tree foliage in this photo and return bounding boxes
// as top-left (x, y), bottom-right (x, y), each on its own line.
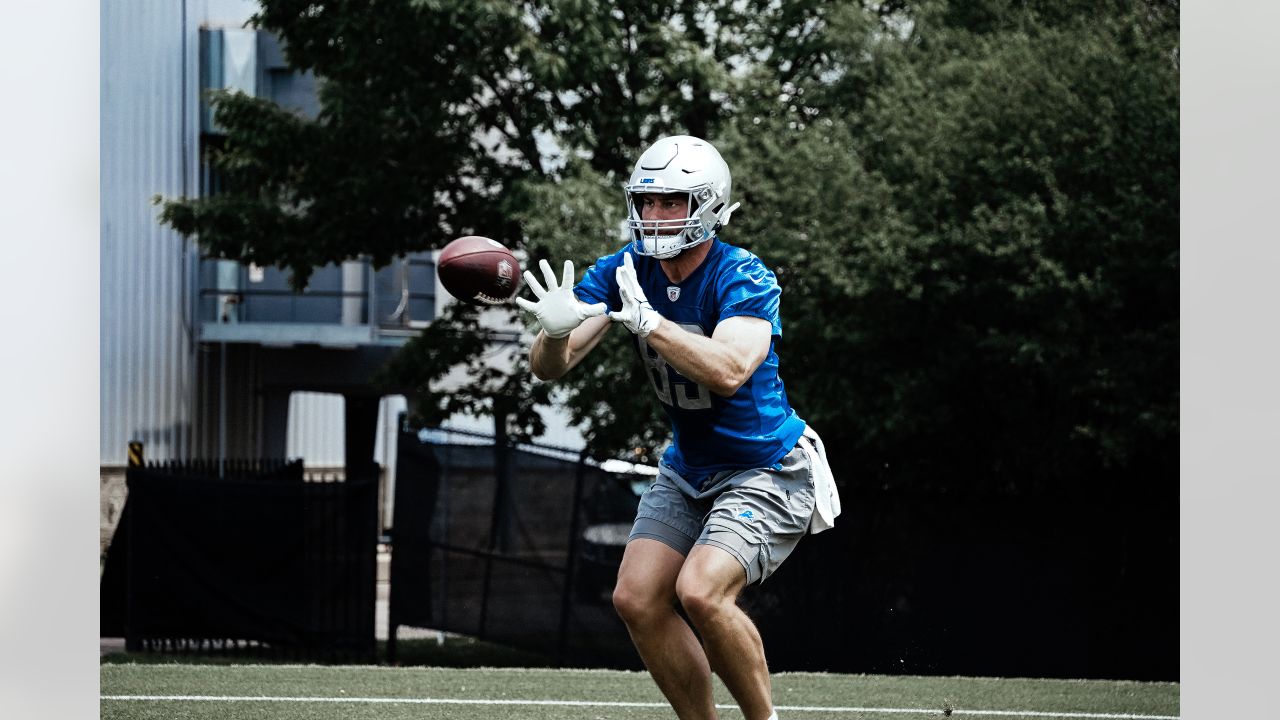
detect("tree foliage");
top-left (159, 0), bottom-right (1178, 489)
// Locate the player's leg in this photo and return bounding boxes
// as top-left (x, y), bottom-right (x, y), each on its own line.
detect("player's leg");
top-left (613, 538), bottom-right (717, 720)
top-left (676, 543), bottom-right (774, 720)
top-left (614, 472), bottom-right (717, 720)
top-left (678, 444), bottom-right (818, 720)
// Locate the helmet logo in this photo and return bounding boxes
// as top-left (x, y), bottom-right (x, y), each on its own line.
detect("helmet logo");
top-left (640, 178), bottom-right (656, 184)
top-left (667, 286), bottom-right (681, 302)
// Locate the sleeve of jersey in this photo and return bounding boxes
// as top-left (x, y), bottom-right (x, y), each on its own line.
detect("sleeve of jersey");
top-left (717, 255), bottom-right (783, 336)
top-left (572, 249), bottom-right (624, 309)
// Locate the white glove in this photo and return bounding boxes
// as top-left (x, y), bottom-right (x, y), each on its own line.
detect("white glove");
top-left (515, 259), bottom-right (607, 339)
top-left (609, 252), bottom-right (663, 337)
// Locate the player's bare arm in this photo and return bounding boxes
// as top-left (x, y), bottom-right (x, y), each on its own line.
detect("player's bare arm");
top-left (609, 251), bottom-right (770, 397)
top-left (644, 315), bottom-right (771, 397)
top-left (529, 313), bottom-right (611, 381)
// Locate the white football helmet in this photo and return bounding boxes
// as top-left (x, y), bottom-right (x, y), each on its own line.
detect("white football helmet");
top-left (624, 135), bottom-right (741, 259)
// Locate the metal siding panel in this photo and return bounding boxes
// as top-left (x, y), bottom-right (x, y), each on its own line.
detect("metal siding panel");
top-left (100, 0), bottom-right (209, 464)
top-left (537, 416), bottom-right (587, 450)
top-left (284, 394), bottom-right (411, 470)
top-left (288, 392), bottom-right (346, 466)
top-left (160, 42), bottom-right (175, 460)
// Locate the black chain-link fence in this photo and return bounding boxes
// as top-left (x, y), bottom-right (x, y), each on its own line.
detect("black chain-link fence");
top-left (388, 427), bottom-right (1176, 679)
top-left (388, 428), bottom-right (645, 668)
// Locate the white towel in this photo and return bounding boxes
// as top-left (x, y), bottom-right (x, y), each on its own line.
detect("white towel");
top-left (800, 425), bottom-right (841, 534)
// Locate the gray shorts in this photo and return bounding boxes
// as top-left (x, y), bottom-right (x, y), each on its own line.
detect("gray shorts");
top-left (628, 441), bottom-right (817, 584)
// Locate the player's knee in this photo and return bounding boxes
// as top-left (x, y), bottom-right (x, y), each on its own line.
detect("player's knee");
top-left (612, 580), bottom-right (663, 626)
top-left (675, 577), bottom-right (728, 626)
top-left (611, 583), bottom-right (640, 622)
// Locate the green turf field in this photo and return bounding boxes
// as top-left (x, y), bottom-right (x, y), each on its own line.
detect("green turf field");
top-left (100, 664), bottom-right (1179, 719)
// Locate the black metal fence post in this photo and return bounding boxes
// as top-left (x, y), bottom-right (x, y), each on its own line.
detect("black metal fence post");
top-left (123, 442), bottom-right (142, 652)
top-left (477, 412), bottom-right (511, 640)
top-left (555, 449), bottom-right (591, 666)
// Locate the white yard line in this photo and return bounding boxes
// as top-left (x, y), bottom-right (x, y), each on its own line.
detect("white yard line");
top-left (99, 694), bottom-right (1179, 719)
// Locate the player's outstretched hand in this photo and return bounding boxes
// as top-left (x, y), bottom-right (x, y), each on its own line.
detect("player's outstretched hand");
top-left (610, 253), bottom-right (663, 337)
top-left (515, 259), bottom-right (607, 339)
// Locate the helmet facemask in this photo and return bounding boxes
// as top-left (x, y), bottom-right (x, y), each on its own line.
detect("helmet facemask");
top-left (625, 184), bottom-right (724, 260)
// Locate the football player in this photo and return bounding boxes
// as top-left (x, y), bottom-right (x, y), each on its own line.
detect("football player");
top-left (517, 135), bottom-right (840, 720)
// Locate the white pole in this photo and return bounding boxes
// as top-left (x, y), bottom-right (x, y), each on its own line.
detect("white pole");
top-left (219, 340), bottom-right (226, 479)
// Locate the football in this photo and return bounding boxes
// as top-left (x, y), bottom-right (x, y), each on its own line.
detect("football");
top-left (437, 236), bottom-right (522, 306)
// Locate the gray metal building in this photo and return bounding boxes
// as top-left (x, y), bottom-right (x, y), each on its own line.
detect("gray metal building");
top-left (101, 0), bottom-right (584, 490)
top-left (101, 0), bottom-right (205, 464)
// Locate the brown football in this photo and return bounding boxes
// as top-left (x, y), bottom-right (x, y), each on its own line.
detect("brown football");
top-left (437, 236), bottom-right (522, 306)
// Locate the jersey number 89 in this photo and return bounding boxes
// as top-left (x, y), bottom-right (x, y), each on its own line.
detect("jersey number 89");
top-left (637, 323), bottom-right (712, 410)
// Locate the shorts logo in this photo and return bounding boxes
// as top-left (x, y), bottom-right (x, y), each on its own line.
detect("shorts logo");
top-left (738, 509), bottom-right (755, 520)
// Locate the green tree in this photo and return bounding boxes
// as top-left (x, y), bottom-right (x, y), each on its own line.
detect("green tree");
top-left (160, 0), bottom-right (753, 442)
top-left (523, 0), bottom-right (1178, 490)
top-left (726, 2), bottom-right (1179, 489)
top-left (159, 0), bottom-right (1178, 489)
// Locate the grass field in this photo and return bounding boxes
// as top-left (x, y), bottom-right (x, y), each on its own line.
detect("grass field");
top-left (101, 663), bottom-right (1179, 720)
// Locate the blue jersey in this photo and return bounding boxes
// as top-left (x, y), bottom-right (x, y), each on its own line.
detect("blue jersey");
top-left (575, 239), bottom-right (806, 489)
